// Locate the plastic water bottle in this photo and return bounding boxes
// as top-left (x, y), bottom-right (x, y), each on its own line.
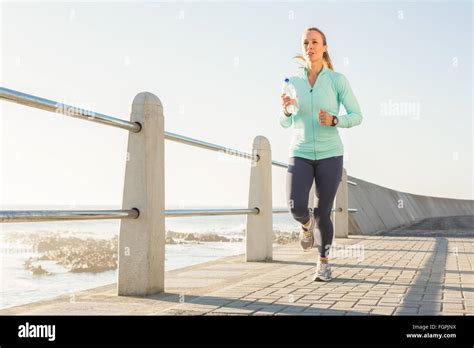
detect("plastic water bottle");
top-left (281, 78), bottom-right (299, 115)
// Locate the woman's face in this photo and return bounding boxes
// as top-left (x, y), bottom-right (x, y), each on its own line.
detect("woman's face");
top-left (302, 30), bottom-right (327, 64)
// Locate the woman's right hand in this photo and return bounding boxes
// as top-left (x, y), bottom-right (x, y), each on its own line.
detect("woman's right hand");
top-left (281, 94), bottom-right (295, 114)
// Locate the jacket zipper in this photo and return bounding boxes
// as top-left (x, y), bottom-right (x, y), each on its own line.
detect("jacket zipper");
top-left (306, 69), bottom-right (319, 159)
top-left (310, 88), bottom-right (315, 158)
top-left (306, 66), bottom-right (325, 160)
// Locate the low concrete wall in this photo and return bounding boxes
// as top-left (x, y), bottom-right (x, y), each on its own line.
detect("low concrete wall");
top-left (347, 176), bottom-right (474, 235)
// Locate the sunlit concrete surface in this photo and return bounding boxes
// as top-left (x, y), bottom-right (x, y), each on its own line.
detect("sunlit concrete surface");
top-left (1, 216), bottom-right (472, 316)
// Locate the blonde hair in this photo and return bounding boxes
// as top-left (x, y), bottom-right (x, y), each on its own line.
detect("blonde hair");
top-left (294, 27), bottom-right (334, 71)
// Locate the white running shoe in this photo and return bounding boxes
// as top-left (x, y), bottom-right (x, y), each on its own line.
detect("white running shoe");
top-left (312, 260), bottom-right (332, 282)
top-left (299, 214), bottom-right (315, 251)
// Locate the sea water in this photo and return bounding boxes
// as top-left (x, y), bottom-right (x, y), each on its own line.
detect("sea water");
top-left (0, 205), bottom-right (298, 309)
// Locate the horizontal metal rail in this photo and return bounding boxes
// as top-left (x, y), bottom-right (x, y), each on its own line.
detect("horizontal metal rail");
top-left (0, 209), bottom-right (139, 223)
top-left (271, 160), bottom-right (289, 169)
top-left (164, 131), bottom-right (259, 163)
top-left (0, 87), bottom-right (141, 133)
top-left (167, 207), bottom-right (358, 216)
top-left (273, 208), bottom-right (339, 213)
top-left (0, 87), bottom-right (359, 224)
top-left (272, 208), bottom-right (291, 213)
top-left (165, 208), bottom-right (259, 217)
top-left (0, 207), bottom-right (357, 223)
top-left (1, 88), bottom-right (363, 179)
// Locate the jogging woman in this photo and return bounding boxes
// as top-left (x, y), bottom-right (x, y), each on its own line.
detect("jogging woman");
top-left (280, 27), bottom-right (363, 282)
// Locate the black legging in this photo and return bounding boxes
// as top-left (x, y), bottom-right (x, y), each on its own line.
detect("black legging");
top-left (286, 155), bottom-right (343, 258)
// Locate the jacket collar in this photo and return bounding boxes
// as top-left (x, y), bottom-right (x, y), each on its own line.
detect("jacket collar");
top-left (302, 65), bottom-right (328, 80)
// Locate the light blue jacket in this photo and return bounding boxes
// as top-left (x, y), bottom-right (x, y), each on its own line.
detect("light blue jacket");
top-left (279, 65), bottom-right (363, 160)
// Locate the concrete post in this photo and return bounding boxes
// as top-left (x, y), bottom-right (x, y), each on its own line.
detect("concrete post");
top-left (246, 135), bottom-right (273, 262)
top-left (334, 168), bottom-right (349, 238)
top-left (118, 92), bottom-right (165, 296)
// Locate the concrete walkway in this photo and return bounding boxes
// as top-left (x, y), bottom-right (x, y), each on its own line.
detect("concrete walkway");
top-left (1, 232), bottom-right (472, 316)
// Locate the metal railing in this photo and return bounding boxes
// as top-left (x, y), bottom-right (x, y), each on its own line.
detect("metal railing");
top-left (0, 209), bottom-right (139, 223)
top-left (165, 208), bottom-right (259, 218)
top-left (0, 206), bottom-right (354, 223)
top-left (0, 86), bottom-right (359, 295)
top-left (1, 87), bottom-right (141, 132)
top-left (165, 131), bottom-right (260, 163)
top-left (0, 87), bottom-right (358, 222)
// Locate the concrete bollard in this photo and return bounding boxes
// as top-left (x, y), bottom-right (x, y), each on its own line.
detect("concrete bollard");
top-left (334, 168), bottom-right (349, 238)
top-left (246, 135), bottom-right (273, 262)
top-left (118, 92), bottom-right (165, 296)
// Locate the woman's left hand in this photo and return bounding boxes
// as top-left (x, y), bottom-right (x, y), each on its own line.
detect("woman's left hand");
top-left (318, 109), bottom-right (333, 126)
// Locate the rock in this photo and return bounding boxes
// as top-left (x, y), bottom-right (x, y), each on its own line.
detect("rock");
top-left (183, 233), bottom-right (196, 241)
top-left (166, 236), bottom-right (176, 244)
top-left (36, 240), bottom-right (55, 252)
top-left (24, 258), bottom-right (51, 275)
top-left (198, 234), bottom-right (230, 242)
top-left (38, 255), bottom-right (52, 261)
top-left (165, 230), bottom-right (242, 243)
top-left (30, 265), bottom-right (50, 275)
top-left (273, 231), bottom-right (299, 244)
top-left (15, 232), bottom-right (118, 274)
top-left (10, 229), bottom-right (299, 276)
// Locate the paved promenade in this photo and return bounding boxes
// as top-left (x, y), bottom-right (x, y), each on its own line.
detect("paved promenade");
top-left (2, 216), bottom-right (472, 316)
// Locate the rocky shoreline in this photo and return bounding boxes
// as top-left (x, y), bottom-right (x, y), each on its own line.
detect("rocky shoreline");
top-left (4, 230), bottom-right (299, 275)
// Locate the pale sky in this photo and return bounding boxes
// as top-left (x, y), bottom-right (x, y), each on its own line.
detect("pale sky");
top-left (1, 0), bottom-right (472, 210)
